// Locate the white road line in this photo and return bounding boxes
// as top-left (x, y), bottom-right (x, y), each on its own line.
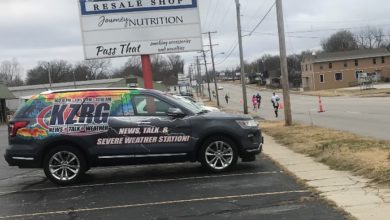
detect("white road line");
top-left (0, 171), bottom-right (282, 196)
top-left (346, 111), bottom-right (361, 114)
top-left (0, 190), bottom-right (308, 219)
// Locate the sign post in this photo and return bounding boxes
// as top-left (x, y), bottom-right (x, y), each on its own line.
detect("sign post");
top-left (141, 55), bottom-right (153, 89)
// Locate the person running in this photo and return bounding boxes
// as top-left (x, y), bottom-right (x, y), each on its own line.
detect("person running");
top-left (225, 94), bottom-right (229, 104)
top-left (256, 93), bottom-right (262, 109)
top-left (252, 95), bottom-right (258, 111)
top-left (271, 92), bottom-right (280, 117)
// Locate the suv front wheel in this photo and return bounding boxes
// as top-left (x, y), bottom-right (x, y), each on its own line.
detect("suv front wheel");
top-left (43, 146), bottom-right (86, 185)
top-left (200, 136), bottom-right (238, 172)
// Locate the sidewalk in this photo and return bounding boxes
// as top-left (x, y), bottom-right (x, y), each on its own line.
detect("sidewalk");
top-left (264, 134), bottom-right (390, 220)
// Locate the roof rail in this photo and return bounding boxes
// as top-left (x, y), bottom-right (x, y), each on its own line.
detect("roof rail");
top-left (40, 87), bottom-right (145, 95)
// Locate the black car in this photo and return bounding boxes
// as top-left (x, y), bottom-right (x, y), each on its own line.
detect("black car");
top-left (5, 88), bottom-right (263, 185)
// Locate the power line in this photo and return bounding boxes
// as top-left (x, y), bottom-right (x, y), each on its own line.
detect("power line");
top-left (286, 23), bottom-right (390, 34)
top-left (246, 0), bottom-right (272, 28)
top-left (202, 0), bottom-right (214, 30)
top-left (205, 0), bottom-right (220, 31)
top-left (243, 30), bottom-right (321, 39)
top-left (247, 1), bottom-right (276, 36)
top-left (215, 42), bottom-right (238, 65)
top-left (215, 1), bottom-right (275, 66)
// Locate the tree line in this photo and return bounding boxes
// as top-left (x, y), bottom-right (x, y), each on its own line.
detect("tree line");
top-left (218, 26), bottom-right (390, 87)
top-left (0, 54), bottom-right (184, 87)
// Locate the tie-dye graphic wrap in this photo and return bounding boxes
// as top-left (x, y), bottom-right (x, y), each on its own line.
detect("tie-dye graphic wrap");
top-left (14, 90), bottom-right (140, 139)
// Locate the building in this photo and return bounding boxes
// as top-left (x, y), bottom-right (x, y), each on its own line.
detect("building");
top-left (301, 48), bottom-right (390, 90)
top-left (0, 81), bottom-right (16, 123)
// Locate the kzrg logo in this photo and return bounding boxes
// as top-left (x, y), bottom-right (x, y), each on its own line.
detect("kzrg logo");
top-left (37, 102), bottom-right (111, 135)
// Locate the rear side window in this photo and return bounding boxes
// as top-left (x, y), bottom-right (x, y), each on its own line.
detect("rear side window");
top-left (14, 97), bottom-right (50, 119)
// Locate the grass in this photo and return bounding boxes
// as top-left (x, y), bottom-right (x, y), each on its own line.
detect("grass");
top-left (261, 121), bottom-right (390, 186)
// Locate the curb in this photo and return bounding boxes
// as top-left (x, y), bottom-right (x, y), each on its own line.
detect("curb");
top-left (263, 134), bottom-right (390, 220)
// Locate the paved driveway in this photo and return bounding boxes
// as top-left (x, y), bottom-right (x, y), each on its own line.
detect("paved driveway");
top-left (0, 125), bottom-right (347, 219)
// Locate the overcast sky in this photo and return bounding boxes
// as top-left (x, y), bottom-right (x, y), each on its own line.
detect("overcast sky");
top-left (1, 0), bottom-right (390, 78)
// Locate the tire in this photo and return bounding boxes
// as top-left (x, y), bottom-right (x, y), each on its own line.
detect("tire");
top-left (43, 146), bottom-right (86, 185)
top-left (199, 136), bottom-right (238, 172)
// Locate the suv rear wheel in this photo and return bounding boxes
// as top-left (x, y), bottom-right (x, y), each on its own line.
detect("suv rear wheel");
top-left (200, 136), bottom-right (238, 172)
top-left (43, 146), bottom-right (86, 185)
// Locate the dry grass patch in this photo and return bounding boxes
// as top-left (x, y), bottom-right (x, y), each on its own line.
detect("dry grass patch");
top-left (261, 121), bottom-right (390, 185)
top-left (299, 88), bottom-right (390, 97)
top-left (202, 100), bottom-right (219, 108)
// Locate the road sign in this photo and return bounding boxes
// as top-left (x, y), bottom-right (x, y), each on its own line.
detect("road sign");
top-left (78, 0), bottom-right (202, 59)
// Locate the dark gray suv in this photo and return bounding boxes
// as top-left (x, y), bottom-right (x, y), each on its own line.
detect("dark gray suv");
top-left (5, 88), bottom-right (263, 185)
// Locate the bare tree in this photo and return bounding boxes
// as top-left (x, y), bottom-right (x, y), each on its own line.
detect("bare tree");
top-left (112, 57), bottom-right (142, 78)
top-left (0, 59), bottom-right (24, 86)
top-left (26, 60), bottom-right (73, 85)
top-left (356, 26), bottom-right (386, 49)
top-left (83, 59), bottom-right (112, 80)
top-left (321, 30), bottom-right (358, 52)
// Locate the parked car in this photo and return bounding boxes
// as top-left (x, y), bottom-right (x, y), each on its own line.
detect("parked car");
top-left (5, 88), bottom-right (263, 185)
top-left (179, 96), bottom-right (220, 112)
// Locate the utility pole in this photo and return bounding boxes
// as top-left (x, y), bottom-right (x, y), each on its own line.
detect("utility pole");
top-left (201, 50), bottom-right (212, 101)
top-left (72, 71), bottom-right (77, 88)
top-left (47, 62), bottom-right (52, 90)
top-left (188, 64), bottom-right (193, 90)
top-left (195, 56), bottom-right (202, 97)
top-left (203, 31), bottom-right (220, 107)
top-left (276, 0), bottom-right (292, 126)
top-left (235, 0), bottom-right (248, 114)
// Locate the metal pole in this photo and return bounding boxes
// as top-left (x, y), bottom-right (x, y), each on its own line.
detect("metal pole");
top-left (276, 0), bottom-right (292, 125)
top-left (72, 71), bottom-right (77, 88)
top-left (48, 62), bottom-right (52, 89)
top-left (235, 0), bottom-right (248, 114)
top-left (207, 32), bottom-right (220, 107)
top-left (141, 55), bottom-right (153, 89)
top-left (202, 50), bottom-right (212, 101)
top-left (196, 57), bottom-right (202, 96)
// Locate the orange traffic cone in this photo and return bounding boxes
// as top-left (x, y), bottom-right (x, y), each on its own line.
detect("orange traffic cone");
top-left (318, 96), bottom-right (325, 113)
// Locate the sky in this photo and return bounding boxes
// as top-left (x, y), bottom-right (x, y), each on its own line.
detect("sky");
top-left (1, 0), bottom-right (390, 78)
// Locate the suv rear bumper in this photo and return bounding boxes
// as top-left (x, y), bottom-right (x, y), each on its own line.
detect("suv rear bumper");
top-left (4, 145), bottom-right (41, 168)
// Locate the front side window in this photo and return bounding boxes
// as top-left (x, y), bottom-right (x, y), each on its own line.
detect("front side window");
top-left (329, 63), bottom-right (332, 69)
top-left (335, 72), bottom-right (343, 81)
top-left (355, 59), bottom-right (359, 66)
top-left (382, 56), bottom-right (385, 63)
top-left (132, 95), bottom-right (173, 116)
top-left (373, 58), bottom-right (377, 64)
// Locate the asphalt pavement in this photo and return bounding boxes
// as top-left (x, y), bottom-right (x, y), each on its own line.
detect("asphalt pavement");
top-left (0, 125), bottom-right (348, 220)
top-left (217, 82), bottom-right (390, 140)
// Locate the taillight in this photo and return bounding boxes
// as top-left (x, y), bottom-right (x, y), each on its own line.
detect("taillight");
top-left (9, 121), bottom-right (29, 137)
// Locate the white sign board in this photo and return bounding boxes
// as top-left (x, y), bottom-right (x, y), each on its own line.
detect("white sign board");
top-left (78, 0), bottom-right (202, 59)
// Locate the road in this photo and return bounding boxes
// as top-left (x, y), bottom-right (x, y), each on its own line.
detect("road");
top-left (216, 83), bottom-right (390, 140)
top-left (0, 126), bottom-right (347, 219)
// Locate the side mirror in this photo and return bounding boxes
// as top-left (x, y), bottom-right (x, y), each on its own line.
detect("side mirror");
top-left (167, 108), bottom-right (185, 117)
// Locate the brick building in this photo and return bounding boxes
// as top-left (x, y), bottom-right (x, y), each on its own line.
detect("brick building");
top-left (301, 48), bottom-right (390, 90)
